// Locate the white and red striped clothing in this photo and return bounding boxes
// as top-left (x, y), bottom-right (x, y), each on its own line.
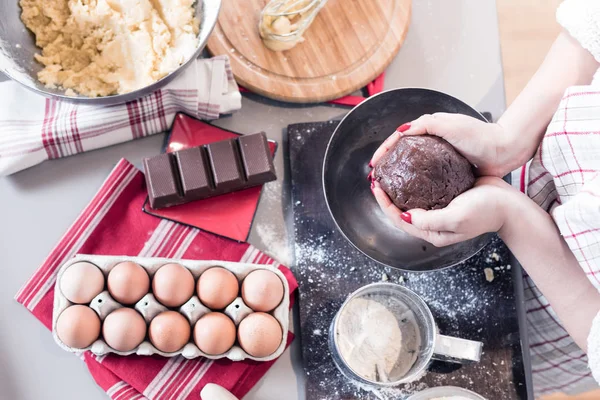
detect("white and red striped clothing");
top-left (526, 87), bottom-right (600, 395)
top-left (523, 0), bottom-right (600, 395)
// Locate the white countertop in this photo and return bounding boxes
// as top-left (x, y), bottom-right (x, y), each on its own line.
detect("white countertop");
top-left (0, 1), bottom-right (506, 399)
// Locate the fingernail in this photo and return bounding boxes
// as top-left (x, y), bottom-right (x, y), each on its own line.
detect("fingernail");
top-left (367, 171), bottom-right (373, 181)
top-left (401, 212), bottom-right (412, 224)
top-left (371, 181), bottom-right (375, 190)
top-left (396, 123), bottom-right (411, 133)
top-left (368, 161), bottom-right (373, 168)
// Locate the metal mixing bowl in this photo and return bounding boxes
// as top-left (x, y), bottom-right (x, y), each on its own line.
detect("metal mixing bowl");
top-left (323, 88), bottom-right (493, 272)
top-left (0, 0), bottom-right (221, 105)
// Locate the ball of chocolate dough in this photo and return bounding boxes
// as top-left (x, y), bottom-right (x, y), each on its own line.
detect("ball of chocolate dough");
top-left (373, 135), bottom-right (475, 211)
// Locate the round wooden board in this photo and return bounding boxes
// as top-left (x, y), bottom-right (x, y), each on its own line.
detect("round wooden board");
top-left (206, 0), bottom-right (411, 103)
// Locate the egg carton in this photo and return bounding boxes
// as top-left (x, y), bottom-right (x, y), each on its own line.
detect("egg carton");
top-left (52, 254), bottom-right (290, 362)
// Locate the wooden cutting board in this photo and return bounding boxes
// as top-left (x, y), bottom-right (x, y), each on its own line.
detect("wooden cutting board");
top-left (206, 0), bottom-right (411, 103)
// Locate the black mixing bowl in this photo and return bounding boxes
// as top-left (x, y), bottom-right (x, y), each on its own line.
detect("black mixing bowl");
top-left (323, 88), bottom-right (493, 272)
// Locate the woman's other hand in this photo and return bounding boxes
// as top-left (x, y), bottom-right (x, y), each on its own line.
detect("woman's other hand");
top-left (372, 176), bottom-right (519, 247)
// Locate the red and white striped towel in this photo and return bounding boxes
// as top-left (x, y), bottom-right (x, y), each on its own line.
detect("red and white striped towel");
top-left (0, 56), bottom-right (241, 177)
top-left (15, 159), bottom-right (297, 400)
top-left (525, 86), bottom-right (600, 396)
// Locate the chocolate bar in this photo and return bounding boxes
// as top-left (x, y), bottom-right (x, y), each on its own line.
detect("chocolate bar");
top-left (143, 133), bottom-right (276, 209)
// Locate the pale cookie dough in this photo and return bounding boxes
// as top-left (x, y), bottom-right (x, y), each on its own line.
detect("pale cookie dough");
top-left (20, 0), bottom-right (200, 97)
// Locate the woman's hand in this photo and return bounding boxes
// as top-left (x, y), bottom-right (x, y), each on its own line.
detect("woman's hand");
top-left (370, 113), bottom-right (513, 177)
top-left (371, 31), bottom-right (600, 178)
top-left (372, 176), bottom-right (519, 247)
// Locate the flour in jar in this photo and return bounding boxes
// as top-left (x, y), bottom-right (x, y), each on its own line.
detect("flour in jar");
top-left (336, 294), bottom-right (421, 382)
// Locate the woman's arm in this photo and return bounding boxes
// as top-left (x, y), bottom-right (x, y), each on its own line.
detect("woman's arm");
top-left (498, 191), bottom-right (600, 352)
top-left (497, 31), bottom-right (600, 174)
top-left (370, 31), bottom-right (599, 177)
top-left (376, 177), bottom-right (600, 351)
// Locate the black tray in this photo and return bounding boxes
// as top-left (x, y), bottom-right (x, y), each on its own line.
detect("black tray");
top-left (288, 120), bottom-right (532, 400)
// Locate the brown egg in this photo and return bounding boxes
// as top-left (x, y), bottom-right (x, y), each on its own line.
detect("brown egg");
top-left (149, 311), bottom-right (191, 352)
top-left (193, 312), bottom-right (236, 355)
top-left (197, 267), bottom-right (239, 309)
top-left (102, 308), bottom-right (147, 351)
top-left (56, 305), bottom-right (101, 349)
top-left (107, 261), bottom-right (150, 305)
top-left (237, 312), bottom-right (283, 358)
top-left (60, 262), bottom-right (105, 304)
top-left (152, 263), bottom-right (195, 307)
top-left (241, 269), bottom-right (284, 312)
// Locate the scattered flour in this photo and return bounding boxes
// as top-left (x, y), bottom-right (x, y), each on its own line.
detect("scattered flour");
top-left (254, 223), bottom-right (292, 266)
top-left (347, 380), bottom-right (429, 400)
top-left (253, 179), bottom-right (294, 265)
top-left (296, 231), bottom-right (515, 398)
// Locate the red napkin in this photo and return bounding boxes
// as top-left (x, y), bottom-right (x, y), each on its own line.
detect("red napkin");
top-left (15, 159), bottom-right (298, 400)
top-left (239, 72), bottom-right (386, 106)
top-left (143, 114), bottom-right (276, 242)
top-left (328, 72), bottom-right (386, 106)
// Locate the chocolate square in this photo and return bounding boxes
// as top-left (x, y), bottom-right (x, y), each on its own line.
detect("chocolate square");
top-left (206, 139), bottom-right (245, 192)
top-left (238, 133), bottom-right (276, 185)
top-left (143, 154), bottom-right (182, 209)
top-left (175, 147), bottom-right (213, 200)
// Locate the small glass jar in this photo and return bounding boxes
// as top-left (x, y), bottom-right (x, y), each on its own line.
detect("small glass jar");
top-left (328, 283), bottom-right (484, 387)
top-left (259, 0), bottom-right (329, 51)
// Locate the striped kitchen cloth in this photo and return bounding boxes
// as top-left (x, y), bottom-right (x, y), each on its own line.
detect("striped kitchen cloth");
top-left (15, 159), bottom-right (297, 400)
top-left (0, 56), bottom-right (241, 176)
top-left (524, 86), bottom-right (600, 396)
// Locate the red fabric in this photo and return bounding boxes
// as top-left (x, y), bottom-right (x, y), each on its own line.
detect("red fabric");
top-left (14, 159), bottom-right (298, 400)
top-left (367, 72), bottom-right (386, 96)
top-left (327, 95), bottom-right (369, 107)
top-left (144, 114), bottom-right (276, 242)
top-left (520, 165), bottom-right (527, 193)
top-left (239, 72), bottom-right (386, 107)
top-left (331, 72), bottom-right (386, 106)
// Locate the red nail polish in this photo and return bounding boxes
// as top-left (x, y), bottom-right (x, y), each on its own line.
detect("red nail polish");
top-left (401, 212), bottom-right (412, 224)
top-left (371, 181), bottom-right (375, 189)
top-left (397, 123), bottom-right (411, 133)
top-left (367, 171), bottom-right (373, 181)
top-left (368, 161), bottom-right (373, 168)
